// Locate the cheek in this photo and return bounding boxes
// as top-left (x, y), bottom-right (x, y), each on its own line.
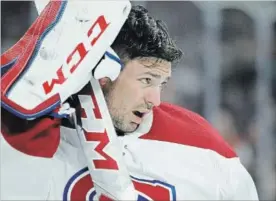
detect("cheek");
top-left (116, 88), bottom-right (137, 111)
top-left (125, 82), bottom-right (144, 104)
top-left (109, 77), bottom-right (144, 110)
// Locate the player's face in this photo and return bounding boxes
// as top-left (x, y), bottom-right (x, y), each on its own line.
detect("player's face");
top-left (101, 57), bottom-right (171, 133)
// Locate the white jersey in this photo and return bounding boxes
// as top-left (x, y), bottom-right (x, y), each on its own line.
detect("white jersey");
top-left (1, 87), bottom-right (258, 200)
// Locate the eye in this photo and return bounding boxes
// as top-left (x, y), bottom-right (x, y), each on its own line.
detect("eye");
top-left (139, 78), bottom-right (152, 85)
top-left (160, 81), bottom-right (168, 90)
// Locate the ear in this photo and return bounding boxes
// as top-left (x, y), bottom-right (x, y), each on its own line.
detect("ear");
top-left (99, 77), bottom-right (111, 87)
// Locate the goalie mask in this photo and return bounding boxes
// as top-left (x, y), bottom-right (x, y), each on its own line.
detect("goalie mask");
top-left (1, 0), bottom-right (131, 120)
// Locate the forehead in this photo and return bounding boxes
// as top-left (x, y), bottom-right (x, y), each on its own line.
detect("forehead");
top-left (124, 57), bottom-right (172, 77)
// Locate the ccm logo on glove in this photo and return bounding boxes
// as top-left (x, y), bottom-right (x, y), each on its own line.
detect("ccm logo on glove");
top-left (42, 15), bottom-right (109, 94)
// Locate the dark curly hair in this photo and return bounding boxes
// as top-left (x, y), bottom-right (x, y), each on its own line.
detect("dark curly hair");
top-left (111, 5), bottom-right (183, 64)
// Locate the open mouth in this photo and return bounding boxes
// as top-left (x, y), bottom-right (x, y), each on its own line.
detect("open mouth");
top-left (133, 111), bottom-right (144, 118)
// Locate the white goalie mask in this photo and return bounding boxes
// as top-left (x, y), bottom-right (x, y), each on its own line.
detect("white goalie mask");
top-left (1, 0), bottom-right (131, 120)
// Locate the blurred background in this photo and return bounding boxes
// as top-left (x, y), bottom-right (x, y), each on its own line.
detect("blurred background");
top-left (1, 1), bottom-right (275, 200)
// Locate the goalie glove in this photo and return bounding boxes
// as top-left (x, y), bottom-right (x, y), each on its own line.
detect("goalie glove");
top-left (1, 0), bottom-right (130, 120)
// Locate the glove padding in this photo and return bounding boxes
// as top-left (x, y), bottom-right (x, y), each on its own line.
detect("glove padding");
top-left (1, 0), bottom-right (130, 120)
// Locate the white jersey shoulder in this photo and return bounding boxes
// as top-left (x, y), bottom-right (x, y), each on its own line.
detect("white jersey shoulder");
top-left (0, 102), bottom-right (258, 200)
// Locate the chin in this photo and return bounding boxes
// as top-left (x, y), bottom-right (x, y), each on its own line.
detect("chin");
top-left (127, 123), bottom-right (140, 133)
top-left (119, 123), bottom-right (139, 134)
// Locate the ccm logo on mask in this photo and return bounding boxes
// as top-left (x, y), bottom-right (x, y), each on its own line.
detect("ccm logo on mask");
top-left (42, 15), bottom-right (109, 94)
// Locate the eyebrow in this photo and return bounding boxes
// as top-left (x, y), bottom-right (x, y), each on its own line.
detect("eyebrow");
top-left (142, 72), bottom-right (170, 82)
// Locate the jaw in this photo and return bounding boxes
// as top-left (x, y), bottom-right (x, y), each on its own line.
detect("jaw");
top-left (115, 122), bottom-right (139, 135)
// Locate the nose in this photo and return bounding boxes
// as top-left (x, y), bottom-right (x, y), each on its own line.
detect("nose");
top-left (144, 87), bottom-right (161, 107)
